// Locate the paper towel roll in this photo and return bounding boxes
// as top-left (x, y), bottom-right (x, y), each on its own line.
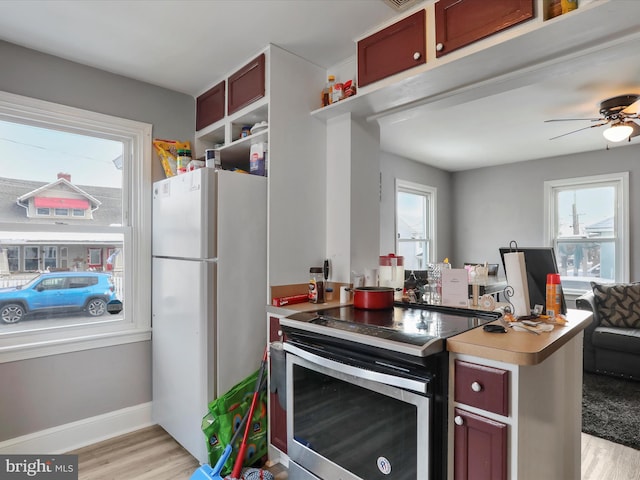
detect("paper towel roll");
top-left (504, 252), bottom-right (531, 316)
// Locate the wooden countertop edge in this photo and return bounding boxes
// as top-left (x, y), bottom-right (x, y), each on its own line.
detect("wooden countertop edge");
top-left (446, 309), bottom-right (593, 366)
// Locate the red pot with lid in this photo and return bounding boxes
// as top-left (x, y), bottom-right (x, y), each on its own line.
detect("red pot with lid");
top-left (352, 286), bottom-right (396, 310)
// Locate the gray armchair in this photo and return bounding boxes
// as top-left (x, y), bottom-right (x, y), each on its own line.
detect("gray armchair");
top-left (576, 283), bottom-right (640, 381)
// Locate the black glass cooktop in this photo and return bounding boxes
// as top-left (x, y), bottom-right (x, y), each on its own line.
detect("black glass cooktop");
top-left (280, 304), bottom-right (500, 358)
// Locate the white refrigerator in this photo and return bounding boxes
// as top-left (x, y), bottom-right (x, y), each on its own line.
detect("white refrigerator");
top-left (151, 168), bottom-right (267, 464)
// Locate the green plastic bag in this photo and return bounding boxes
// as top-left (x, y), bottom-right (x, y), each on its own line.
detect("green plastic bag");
top-left (201, 369), bottom-right (268, 475)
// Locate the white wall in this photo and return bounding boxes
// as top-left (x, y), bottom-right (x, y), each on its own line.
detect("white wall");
top-left (451, 143), bottom-right (640, 279)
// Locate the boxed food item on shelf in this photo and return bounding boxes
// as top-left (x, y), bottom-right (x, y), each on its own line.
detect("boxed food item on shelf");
top-left (249, 141), bottom-right (268, 176)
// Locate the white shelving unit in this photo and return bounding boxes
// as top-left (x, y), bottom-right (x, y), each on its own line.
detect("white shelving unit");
top-left (193, 43), bottom-right (327, 293)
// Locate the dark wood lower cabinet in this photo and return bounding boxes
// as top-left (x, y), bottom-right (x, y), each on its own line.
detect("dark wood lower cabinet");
top-left (454, 407), bottom-right (507, 480)
top-left (269, 316), bottom-right (287, 453)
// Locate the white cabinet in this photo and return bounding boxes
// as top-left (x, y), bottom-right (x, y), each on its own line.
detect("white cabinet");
top-left (195, 44), bottom-right (326, 294)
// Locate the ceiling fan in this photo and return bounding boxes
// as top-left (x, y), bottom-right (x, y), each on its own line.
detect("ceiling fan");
top-left (545, 94), bottom-right (640, 142)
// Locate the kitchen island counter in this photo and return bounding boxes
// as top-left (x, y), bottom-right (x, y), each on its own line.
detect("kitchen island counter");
top-left (447, 308), bottom-right (592, 480)
top-left (446, 309), bottom-right (592, 365)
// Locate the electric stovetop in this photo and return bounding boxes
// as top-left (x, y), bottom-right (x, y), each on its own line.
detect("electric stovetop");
top-left (279, 303), bottom-right (500, 359)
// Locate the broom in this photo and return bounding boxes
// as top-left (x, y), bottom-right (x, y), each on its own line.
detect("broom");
top-left (190, 349), bottom-right (268, 480)
top-left (228, 348), bottom-right (269, 480)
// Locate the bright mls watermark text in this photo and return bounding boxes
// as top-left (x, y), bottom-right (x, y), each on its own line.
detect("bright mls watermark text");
top-left (1, 455), bottom-right (77, 479)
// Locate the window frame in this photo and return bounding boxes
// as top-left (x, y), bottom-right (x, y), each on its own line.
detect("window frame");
top-left (395, 179), bottom-right (437, 268)
top-left (0, 90), bottom-right (152, 363)
top-left (543, 172), bottom-right (629, 295)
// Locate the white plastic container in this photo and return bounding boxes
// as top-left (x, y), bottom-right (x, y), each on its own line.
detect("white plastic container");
top-left (378, 254), bottom-right (404, 300)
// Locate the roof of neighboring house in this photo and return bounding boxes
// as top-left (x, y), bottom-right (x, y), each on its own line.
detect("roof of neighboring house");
top-left (0, 177), bottom-right (121, 226)
top-left (17, 177), bottom-right (101, 208)
top-left (585, 216), bottom-right (614, 233)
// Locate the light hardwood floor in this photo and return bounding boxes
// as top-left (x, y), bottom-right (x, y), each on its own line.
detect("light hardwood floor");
top-left (69, 425), bottom-right (640, 480)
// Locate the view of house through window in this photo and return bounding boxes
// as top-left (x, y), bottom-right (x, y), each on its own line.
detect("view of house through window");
top-left (0, 118), bottom-right (125, 331)
top-left (545, 173), bottom-right (629, 294)
top-left (396, 180), bottom-right (436, 270)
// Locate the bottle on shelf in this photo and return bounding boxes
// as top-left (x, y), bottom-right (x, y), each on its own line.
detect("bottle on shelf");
top-left (322, 75), bottom-right (336, 107)
top-left (332, 82), bottom-right (344, 104)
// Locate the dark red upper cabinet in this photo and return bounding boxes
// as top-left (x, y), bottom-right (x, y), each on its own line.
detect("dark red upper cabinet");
top-left (357, 9), bottom-right (426, 88)
top-left (196, 81), bottom-right (225, 131)
top-left (435, 0), bottom-right (534, 57)
top-left (227, 53), bottom-right (266, 116)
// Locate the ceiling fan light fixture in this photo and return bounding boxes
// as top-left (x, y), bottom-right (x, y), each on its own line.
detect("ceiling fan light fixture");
top-left (603, 123), bottom-right (634, 142)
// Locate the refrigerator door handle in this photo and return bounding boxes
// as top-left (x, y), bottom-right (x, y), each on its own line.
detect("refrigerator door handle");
top-left (153, 255), bottom-right (218, 263)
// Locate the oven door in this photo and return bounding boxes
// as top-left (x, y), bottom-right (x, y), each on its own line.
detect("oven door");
top-left (285, 342), bottom-right (431, 480)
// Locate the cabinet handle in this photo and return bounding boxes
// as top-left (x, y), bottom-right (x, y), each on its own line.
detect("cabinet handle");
top-left (454, 415), bottom-right (464, 426)
top-left (413, 52), bottom-right (421, 61)
top-left (436, 43), bottom-right (444, 52)
top-left (277, 330), bottom-right (283, 337)
top-left (471, 381), bottom-right (483, 392)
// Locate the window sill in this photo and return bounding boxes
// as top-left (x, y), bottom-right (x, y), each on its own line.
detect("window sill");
top-left (0, 327), bottom-right (151, 363)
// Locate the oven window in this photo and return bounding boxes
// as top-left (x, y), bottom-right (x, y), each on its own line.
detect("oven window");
top-left (293, 364), bottom-right (418, 479)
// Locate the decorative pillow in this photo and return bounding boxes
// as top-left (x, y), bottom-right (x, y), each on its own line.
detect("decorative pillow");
top-left (591, 282), bottom-right (640, 328)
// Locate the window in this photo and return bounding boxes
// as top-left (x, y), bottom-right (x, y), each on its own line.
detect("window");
top-left (88, 248), bottom-right (102, 267)
top-left (395, 179), bottom-right (436, 270)
top-left (24, 246), bottom-right (39, 271)
top-left (0, 90), bottom-right (152, 362)
top-left (60, 247), bottom-right (68, 269)
top-left (544, 172), bottom-right (629, 295)
top-left (43, 246), bottom-right (57, 270)
top-left (6, 247), bottom-right (19, 271)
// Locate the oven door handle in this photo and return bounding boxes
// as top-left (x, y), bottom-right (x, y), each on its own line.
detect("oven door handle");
top-left (283, 342), bottom-right (429, 394)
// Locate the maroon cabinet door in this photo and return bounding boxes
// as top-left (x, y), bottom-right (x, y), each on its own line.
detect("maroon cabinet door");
top-left (435, 0), bottom-right (534, 57)
top-left (454, 408), bottom-right (507, 480)
top-left (357, 9), bottom-right (426, 88)
top-left (268, 316), bottom-right (287, 453)
top-left (196, 81), bottom-right (225, 131)
top-left (227, 53), bottom-right (266, 115)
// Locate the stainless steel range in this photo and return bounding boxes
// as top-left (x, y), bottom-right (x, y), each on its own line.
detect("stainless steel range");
top-left (280, 304), bottom-right (499, 480)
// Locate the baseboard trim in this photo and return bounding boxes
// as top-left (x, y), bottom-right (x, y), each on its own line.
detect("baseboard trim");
top-left (0, 402), bottom-right (153, 454)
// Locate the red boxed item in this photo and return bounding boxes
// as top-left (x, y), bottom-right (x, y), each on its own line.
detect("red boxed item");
top-left (272, 294), bottom-right (309, 307)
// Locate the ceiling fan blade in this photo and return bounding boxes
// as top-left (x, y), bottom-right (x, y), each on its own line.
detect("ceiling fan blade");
top-left (544, 118), bottom-right (604, 122)
top-left (549, 122), bottom-right (608, 140)
top-left (629, 120), bottom-right (640, 139)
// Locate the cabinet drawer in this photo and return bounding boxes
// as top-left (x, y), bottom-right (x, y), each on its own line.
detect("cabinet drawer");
top-left (357, 9), bottom-right (426, 88)
top-left (454, 359), bottom-right (509, 416)
top-left (228, 53), bottom-right (266, 115)
top-left (435, 0), bottom-right (534, 57)
top-left (196, 81), bottom-right (225, 131)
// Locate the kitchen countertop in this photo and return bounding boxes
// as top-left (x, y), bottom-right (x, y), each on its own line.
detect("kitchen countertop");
top-left (267, 282), bottom-right (352, 316)
top-left (267, 286), bottom-right (593, 367)
top-left (266, 297), bottom-right (351, 316)
top-left (446, 309), bottom-right (592, 366)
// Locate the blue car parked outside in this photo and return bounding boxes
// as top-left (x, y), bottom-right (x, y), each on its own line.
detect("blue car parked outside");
top-left (0, 272), bottom-right (117, 324)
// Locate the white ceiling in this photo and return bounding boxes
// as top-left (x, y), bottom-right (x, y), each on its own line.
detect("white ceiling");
top-left (1, 0), bottom-right (639, 171)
